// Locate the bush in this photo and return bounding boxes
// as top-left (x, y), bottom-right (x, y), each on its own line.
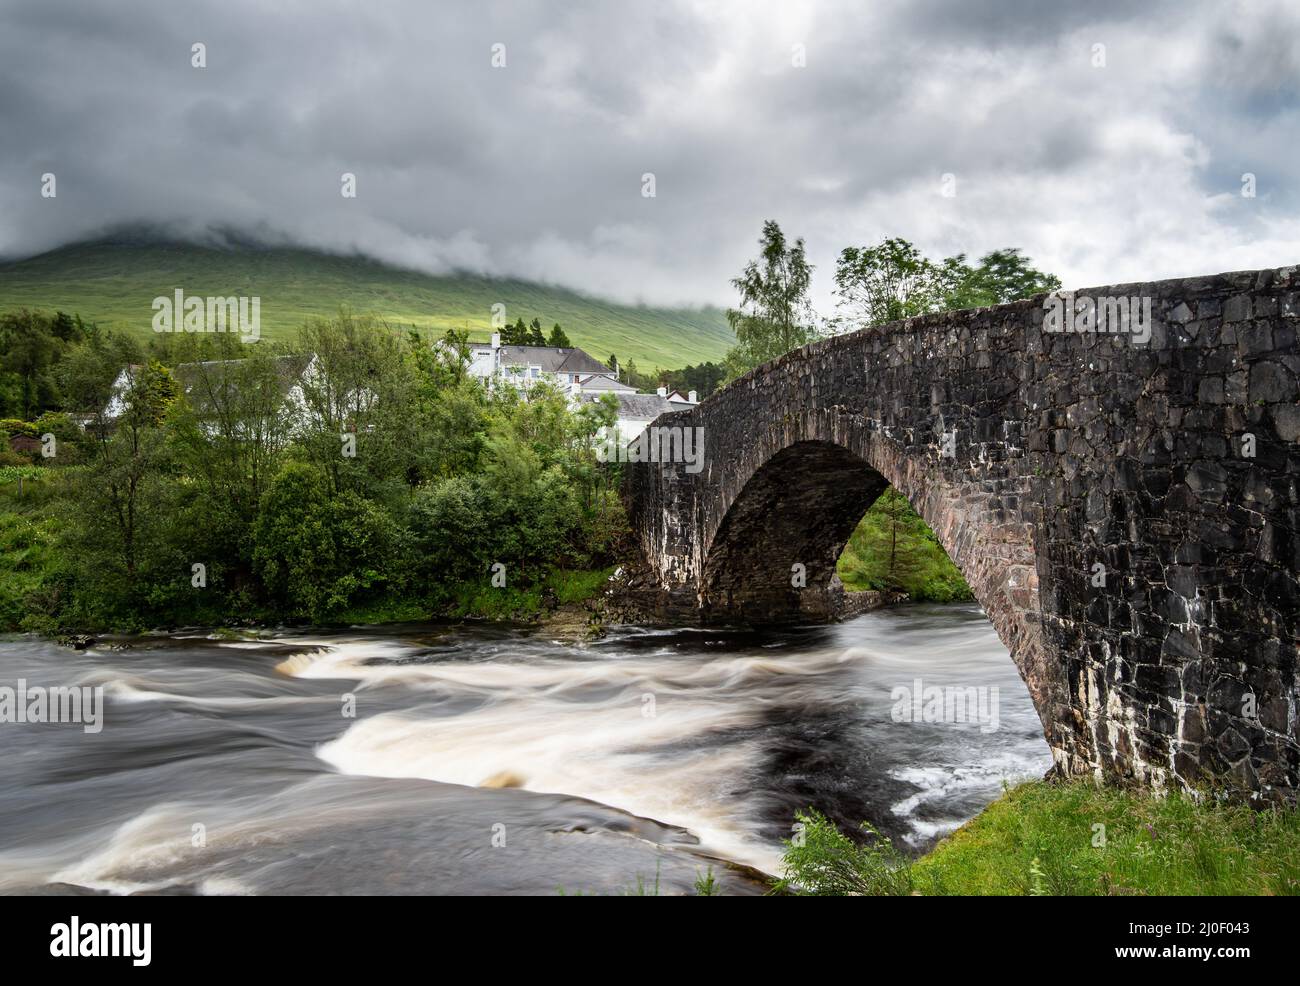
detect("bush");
top-left (0, 418), bottom-right (36, 439)
top-left (775, 809), bottom-right (913, 896)
top-left (409, 466), bottom-right (583, 586)
top-left (253, 462), bottom-right (402, 619)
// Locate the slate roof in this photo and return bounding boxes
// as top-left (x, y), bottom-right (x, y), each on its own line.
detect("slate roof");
top-left (583, 392), bottom-right (675, 420)
top-left (479, 345), bottom-right (613, 375)
top-left (576, 373), bottom-right (637, 392)
top-left (172, 354), bottom-right (314, 412)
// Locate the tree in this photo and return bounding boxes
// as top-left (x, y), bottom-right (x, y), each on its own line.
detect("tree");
top-left (837, 487), bottom-right (972, 602)
top-left (0, 310), bottom-right (58, 419)
top-left (547, 323), bottom-right (572, 348)
top-left (61, 359), bottom-right (181, 614)
top-left (833, 238), bottom-right (1061, 330)
top-left (168, 342), bottom-right (302, 589)
top-left (527, 317), bottom-right (546, 347)
top-left (845, 488), bottom-right (925, 589)
top-left (831, 238), bottom-right (959, 328)
top-left (945, 247), bottom-right (1061, 309)
top-left (296, 310), bottom-right (420, 496)
top-left (502, 317), bottom-right (529, 345)
top-left (253, 461), bottom-right (399, 619)
top-left (722, 220), bottom-right (818, 381)
top-left (663, 361), bottom-right (725, 399)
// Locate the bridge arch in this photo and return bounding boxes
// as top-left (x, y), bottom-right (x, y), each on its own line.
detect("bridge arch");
top-left (623, 266), bottom-right (1300, 803)
top-left (693, 417), bottom-right (1073, 772)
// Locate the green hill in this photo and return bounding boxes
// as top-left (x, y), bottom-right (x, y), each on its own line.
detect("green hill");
top-left (0, 238), bottom-right (733, 370)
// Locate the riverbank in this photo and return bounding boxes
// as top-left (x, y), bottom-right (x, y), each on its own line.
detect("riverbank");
top-left (779, 779), bottom-right (1300, 896)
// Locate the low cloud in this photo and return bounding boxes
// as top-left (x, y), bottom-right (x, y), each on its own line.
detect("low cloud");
top-left (2, 0), bottom-right (1298, 313)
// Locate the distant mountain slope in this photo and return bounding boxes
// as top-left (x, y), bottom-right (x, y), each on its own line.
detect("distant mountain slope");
top-left (0, 239), bottom-right (733, 369)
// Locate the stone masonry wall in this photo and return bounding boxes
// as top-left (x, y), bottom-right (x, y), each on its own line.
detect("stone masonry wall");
top-left (624, 265), bottom-right (1299, 803)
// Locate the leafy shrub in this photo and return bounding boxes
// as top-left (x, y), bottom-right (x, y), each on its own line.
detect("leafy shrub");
top-left (776, 809), bottom-right (913, 896)
top-left (253, 462), bottom-right (402, 619)
top-left (0, 418), bottom-right (37, 439)
top-left (409, 465), bottom-right (582, 585)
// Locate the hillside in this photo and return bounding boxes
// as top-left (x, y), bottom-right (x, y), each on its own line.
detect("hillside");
top-left (0, 239), bottom-right (733, 370)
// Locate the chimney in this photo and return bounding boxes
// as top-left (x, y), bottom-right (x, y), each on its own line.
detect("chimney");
top-left (491, 332), bottom-right (501, 349)
top-left (657, 386), bottom-right (667, 398)
top-left (688, 390), bottom-right (697, 403)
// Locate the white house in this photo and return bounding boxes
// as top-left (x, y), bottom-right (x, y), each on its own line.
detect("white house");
top-left (467, 334), bottom-right (621, 391)
top-left (101, 354), bottom-right (322, 437)
top-left (580, 391), bottom-right (678, 445)
top-left (658, 386), bottom-right (699, 409)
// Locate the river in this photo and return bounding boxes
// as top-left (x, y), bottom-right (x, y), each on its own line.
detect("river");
top-left (0, 603), bottom-right (1051, 895)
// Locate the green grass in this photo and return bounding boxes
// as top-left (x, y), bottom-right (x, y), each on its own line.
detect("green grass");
top-left (0, 473), bottom-right (66, 633)
top-left (0, 239), bottom-right (733, 370)
top-left (778, 781), bottom-right (1300, 896)
top-left (441, 566), bottom-right (614, 621)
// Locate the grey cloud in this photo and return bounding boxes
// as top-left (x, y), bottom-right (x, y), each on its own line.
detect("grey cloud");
top-left (1, 0), bottom-right (1298, 312)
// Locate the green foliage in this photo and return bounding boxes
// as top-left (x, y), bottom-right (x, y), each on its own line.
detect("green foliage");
top-left (723, 220), bottom-right (818, 381)
top-left (0, 310), bottom-right (61, 419)
top-left (837, 488), bottom-right (972, 602)
top-left (1, 418), bottom-right (37, 439)
top-left (0, 308), bottom-right (628, 631)
top-left (409, 467), bottom-right (583, 585)
top-left (911, 781), bottom-right (1300, 896)
top-left (693, 867), bottom-right (719, 896)
top-left (0, 479), bottom-right (67, 632)
top-left (831, 238), bottom-right (963, 327)
top-left (776, 809), bottom-right (913, 896)
top-left (777, 783), bottom-right (1300, 896)
top-left (946, 247), bottom-right (1063, 309)
top-left (546, 323), bottom-right (572, 348)
top-left (253, 462), bottom-right (402, 620)
top-left (832, 238), bottom-right (1060, 329)
top-left (661, 361), bottom-right (725, 399)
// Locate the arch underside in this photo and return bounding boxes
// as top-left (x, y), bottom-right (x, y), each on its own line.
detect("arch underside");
top-left (699, 440), bottom-right (889, 620)
top-left (697, 436), bottom-right (1072, 765)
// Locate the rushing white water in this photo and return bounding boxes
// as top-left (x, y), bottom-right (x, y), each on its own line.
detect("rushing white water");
top-left (0, 604), bottom-right (1051, 894)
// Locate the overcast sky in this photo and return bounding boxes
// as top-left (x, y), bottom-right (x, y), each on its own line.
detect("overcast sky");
top-left (2, 0), bottom-right (1298, 313)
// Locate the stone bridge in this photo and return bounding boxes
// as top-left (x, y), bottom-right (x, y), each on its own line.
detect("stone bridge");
top-left (623, 266), bottom-right (1299, 802)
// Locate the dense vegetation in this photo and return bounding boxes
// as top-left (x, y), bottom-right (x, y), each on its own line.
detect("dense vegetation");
top-left (719, 223), bottom-right (1061, 383)
top-left (0, 226), bottom-right (1064, 629)
top-left (837, 488), bottom-right (972, 602)
top-left (779, 781), bottom-right (1300, 896)
top-left (0, 310), bottom-right (626, 632)
top-left (611, 356), bottom-right (726, 400)
top-left (0, 238), bottom-right (734, 369)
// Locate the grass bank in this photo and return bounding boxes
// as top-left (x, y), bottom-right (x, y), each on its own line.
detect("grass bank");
top-left (780, 780), bottom-right (1300, 896)
top-left (331, 567), bottom-right (614, 625)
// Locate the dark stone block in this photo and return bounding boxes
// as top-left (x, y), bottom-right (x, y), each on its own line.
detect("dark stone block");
top-left (624, 265), bottom-right (1300, 804)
